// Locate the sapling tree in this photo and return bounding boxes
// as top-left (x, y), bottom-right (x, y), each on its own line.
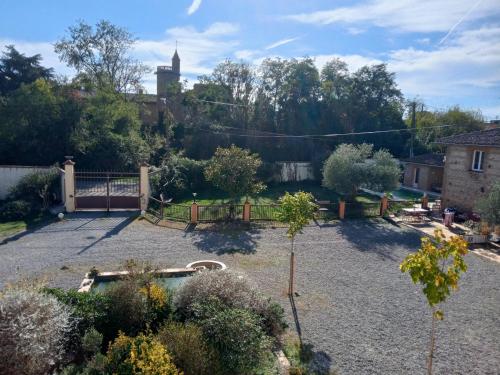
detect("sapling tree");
top-left (400, 230), bottom-right (468, 375)
top-left (278, 192), bottom-right (318, 295)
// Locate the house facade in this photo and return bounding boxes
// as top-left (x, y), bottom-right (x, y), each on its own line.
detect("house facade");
top-left (437, 128), bottom-right (500, 212)
top-left (402, 153), bottom-right (444, 192)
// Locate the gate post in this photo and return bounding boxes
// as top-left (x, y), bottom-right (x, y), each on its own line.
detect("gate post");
top-left (339, 200), bottom-right (345, 219)
top-left (139, 163), bottom-right (149, 211)
top-left (243, 201), bottom-right (251, 222)
top-left (64, 160), bottom-right (75, 213)
top-left (191, 203), bottom-right (198, 224)
top-left (380, 195), bottom-right (388, 216)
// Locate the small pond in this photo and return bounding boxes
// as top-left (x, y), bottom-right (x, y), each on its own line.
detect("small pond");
top-left (91, 275), bottom-right (192, 293)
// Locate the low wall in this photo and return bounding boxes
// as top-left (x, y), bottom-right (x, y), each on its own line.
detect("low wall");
top-left (0, 165), bottom-right (56, 200)
top-left (277, 162), bottom-right (314, 182)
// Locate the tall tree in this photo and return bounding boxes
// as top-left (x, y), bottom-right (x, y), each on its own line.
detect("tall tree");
top-left (0, 79), bottom-right (80, 165)
top-left (55, 20), bottom-right (149, 93)
top-left (0, 45), bottom-right (53, 95)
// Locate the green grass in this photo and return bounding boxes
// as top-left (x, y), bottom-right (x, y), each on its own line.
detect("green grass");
top-left (0, 213), bottom-right (54, 239)
top-left (173, 181), bottom-right (378, 205)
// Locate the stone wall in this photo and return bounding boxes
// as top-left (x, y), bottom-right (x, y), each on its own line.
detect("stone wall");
top-left (403, 164), bottom-right (443, 192)
top-left (441, 145), bottom-right (500, 211)
top-left (0, 165), bottom-right (57, 200)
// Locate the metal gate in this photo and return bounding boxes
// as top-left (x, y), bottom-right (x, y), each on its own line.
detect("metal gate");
top-left (74, 171), bottom-right (140, 210)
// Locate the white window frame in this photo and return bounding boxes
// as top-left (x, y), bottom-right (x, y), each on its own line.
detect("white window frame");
top-left (471, 150), bottom-right (484, 172)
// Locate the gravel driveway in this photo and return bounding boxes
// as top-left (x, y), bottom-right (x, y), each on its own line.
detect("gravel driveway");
top-left (0, 213), bottom-right (498, 374)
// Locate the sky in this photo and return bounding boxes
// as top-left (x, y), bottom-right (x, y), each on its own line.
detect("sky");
top-left (0, 0), bottom-right (499, 119)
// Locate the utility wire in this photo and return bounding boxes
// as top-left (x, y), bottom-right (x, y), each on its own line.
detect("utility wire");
top-left (193, 99), bottom-right (250, 107)
top-left (200, 124), bottom-right (456, 139)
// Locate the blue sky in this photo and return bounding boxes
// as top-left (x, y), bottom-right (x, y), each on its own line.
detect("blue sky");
top-left (1, 0), bottom-right (499, 119)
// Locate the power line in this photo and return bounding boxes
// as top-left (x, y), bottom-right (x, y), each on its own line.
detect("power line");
top-left (193, 99), bottom-right (250, 107)
top-left (199, 124), bottom-right (457, 139)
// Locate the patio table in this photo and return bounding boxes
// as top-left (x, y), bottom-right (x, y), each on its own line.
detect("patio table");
top-left (402, 207), bottom-right (429, 223)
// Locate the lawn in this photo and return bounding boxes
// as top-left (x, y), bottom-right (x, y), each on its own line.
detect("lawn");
top-left (0, 213), bottom-right (54, 239)
top-left (173, 181), bottom-right (379, 205)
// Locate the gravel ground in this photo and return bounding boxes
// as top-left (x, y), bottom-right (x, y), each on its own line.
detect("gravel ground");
top-left (0, 212), bottom-right (498, 374)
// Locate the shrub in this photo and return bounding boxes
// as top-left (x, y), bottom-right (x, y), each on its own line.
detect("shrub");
top-left (82, 328), bottom-right (103, 359)
top-left (9, 169), bottom-right (60, 209)
top-left (106, 332), bottom-right (180, 375)
top-left (0, 286), bottom-right (74, 375)
top-left (174, 270), bottom-right (286, 337)
top-left (0, 199), bottom-right (31, 221)
top-left (103, 280), bottom-right (148, 338)
top-left (192, 301), bottom-right (273, 375)
top-left (149, 154), bottom-right (207, 199)
top-left (139, 281), bottom-right (173, 329)
top-left (43, 288), bottom-right (110, 337)
top-left (157, 321), bottom-right (222, 375)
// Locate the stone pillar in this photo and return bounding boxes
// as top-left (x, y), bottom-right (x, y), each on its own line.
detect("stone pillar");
top-left (64, 160), bottom-right (75, 213)
top-left (139, 163), bottom-right (149, 211)
top-left (339, 200), bottom-right (345, 219)
top-left (421, 194), bottom-right (429, 210)
top-left (191, 203), bottom-right (198, 224)
top-left (243, 201), bottom-right (251, 222)
top-left (380, 196), bottom-right (389, 216)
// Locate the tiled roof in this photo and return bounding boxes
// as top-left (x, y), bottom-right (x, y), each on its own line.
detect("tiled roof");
top-left (403, 153), bottom-right (444, 167)
top-left (436, 128), bottom-right (500, 147)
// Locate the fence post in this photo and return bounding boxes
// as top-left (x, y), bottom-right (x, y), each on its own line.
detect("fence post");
top-left (191, 202), bottom-right (198, 224)
top-left (160, 198), bottom-right (164, 220)
top-left (139, 163), bottom-right (149, 211)
top-left (243, 201), bottom-right (251, 222)
top-left (421, 194), bottom-right (429, 210)
top-left (339, 200), bottom-right (345, 219)
top-left (63, 160), bottom-right (75, 213)
top-left (380, 196), bottom-right (388, 216)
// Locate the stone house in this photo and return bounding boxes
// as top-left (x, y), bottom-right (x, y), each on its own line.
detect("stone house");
top-left (402, 153), bottom-right (444, 192)
top-left (436, 128), bottom-right (500, 212)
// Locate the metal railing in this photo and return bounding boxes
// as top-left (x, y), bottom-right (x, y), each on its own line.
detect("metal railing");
top-left (316, 202), bottom-right (340, 220)
top-left (250, 204), bottom-right (282, 221)
top-left (344, 202), bottom-right (381, 218)
top-left (147, 197), bottom-right (191, 222)
top-left (165, 203), bottom-right (191, 222)
top-left (197, 204), bottom-right (244, 222)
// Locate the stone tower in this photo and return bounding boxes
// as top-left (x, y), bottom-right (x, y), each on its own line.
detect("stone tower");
top-left (156, 49), bottom-right (180, 111)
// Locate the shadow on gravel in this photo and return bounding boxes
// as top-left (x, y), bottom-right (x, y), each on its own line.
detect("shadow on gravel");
top-left (290, 294), bottom-right (334, 374)
top-left (188, 227), bottom-right (260, 255)
top-left (76, 214), bottom-right (137, 255)
top-left (337, 219), bottom-right (421, 261)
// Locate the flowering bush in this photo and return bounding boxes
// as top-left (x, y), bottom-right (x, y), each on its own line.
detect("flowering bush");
top-left (157, 321), bottom-right (222, 375)
top-left (0, 287), bottom-right (74, 375)
top-left (175, 270), bottom-right (286, 337)
top-left (106, 332), bottom-right (180, 375)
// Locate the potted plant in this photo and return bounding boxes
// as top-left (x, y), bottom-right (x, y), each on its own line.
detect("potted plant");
top-left (462, 220), bottom-right (488, 244)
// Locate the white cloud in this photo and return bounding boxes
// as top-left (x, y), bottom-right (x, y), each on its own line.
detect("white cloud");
top-left (0, 39), bottom-right (74, 77)
top-left (234, 49), bottom-right (259, 60)
top-left (265, 37), bottom-right (299, 50)
top-left (346, 27), bottom-right (365, 35)
top-left (187, 0), bottom-right (202, 16)
top-left (283, 0), bottom-right (500, 33)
